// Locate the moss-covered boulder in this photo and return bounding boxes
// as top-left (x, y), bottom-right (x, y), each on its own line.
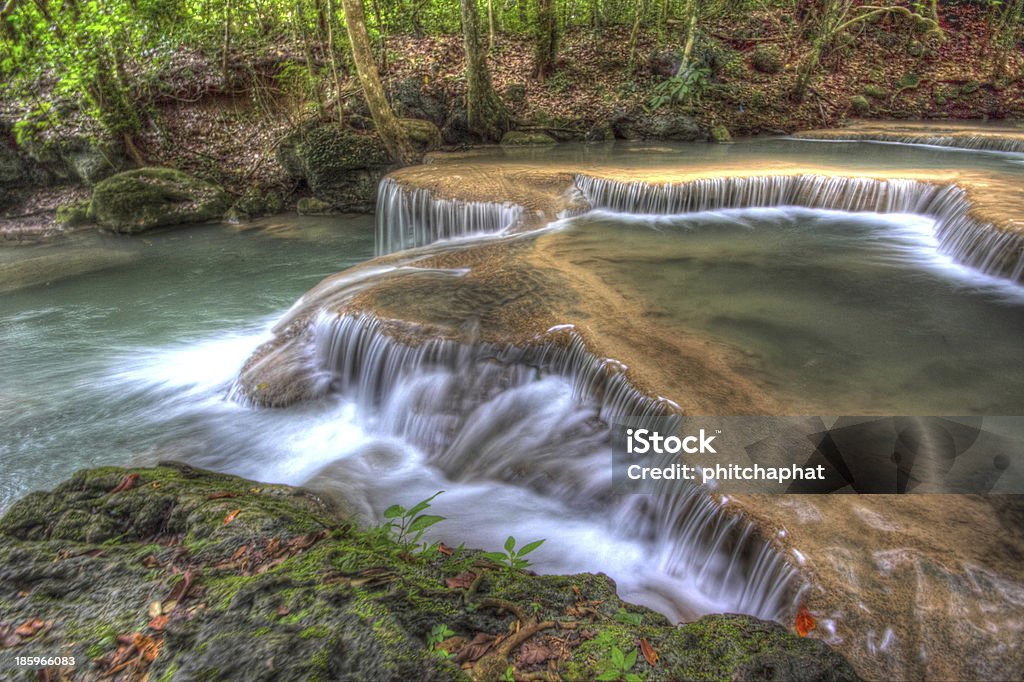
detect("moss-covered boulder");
top-left (751, 45), bottom-right (783, 74)
top-left (849, 95), bottom-right (871, 115)
top-left (277, 123), bottom-right (395, 213)
top-left (500, 131), bottom-right (558, 146)
top-left (297, 197), bottom-right (332, 215)
top-left (400, 118), bottom-right (443, 153)
top-left (55, 199), bottom-right (93, 227)
top-left (0, 465), bottom-right (859, 682)
top-left (711, 124), bottom-right (733, 143)
top-left (0, 141), bottom-right (27, 188)
top-left (90, 168), bottom-right (230, 234)
top-left (612, 108), bottom-right (703, 141)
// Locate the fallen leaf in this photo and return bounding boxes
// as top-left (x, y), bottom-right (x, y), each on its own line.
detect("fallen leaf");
top-left (110, 473), bottom-right (140, 494)
top-left (223, 509), bottom-right (240, 525)
top-left (795, 604), bottom-right (816, 637)
top-left (0, 624), bottom-right (21, 648)
top-left (438, 543), bottom-right (454, 556)
top-left (148, 601), bottom-right (163, 618)
top-left (275, 604), bottom-right (290, 617)
top-left (207, 492), bottom-right (240, 500)
top-left (15, 619), bottom-right (46, 638)
top-left (445, 571), bottom-right (477, 590)
top-left (134, 633), bottom-right (161, 663)
top-left (518, 641), bottom-right (553, 665)
top-left (165, 569), bottom-right (195, 605)
top-left (148, 615), bottom-right (168, 631)
top-left (640, 637), bottom-right (659, 666)
top-left (454, 632), bottom-right (496, 663)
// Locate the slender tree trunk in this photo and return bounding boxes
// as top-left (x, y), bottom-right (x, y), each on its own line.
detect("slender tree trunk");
top-left (460, 0), bottom-right (510, 142)
top-left (221, 0), bottom-right (232, 87)
top-left (627, 0), bottom-right (644, 69)
top-left (676, 1), bottom-right (698, 76)
top-left (532, 0), bottom-right (558, 81)
top-left (326, 0), bottom-right (345, 124)
top-left (340, 0), bottom-right (417, 163)
top-left (487, 0), bottom-right (495, 52)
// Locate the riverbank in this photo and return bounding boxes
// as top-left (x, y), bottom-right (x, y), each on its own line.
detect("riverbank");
top-left (0, 463), bottom-right (855, 681)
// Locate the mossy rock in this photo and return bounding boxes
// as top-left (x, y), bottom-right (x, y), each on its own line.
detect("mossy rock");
top-left (293, 124), bottom-right (393, 212)
top-left (500, 131), bottom-right (558, 146)
top-left (862, 84), bottom-right (886, 99)
top-left (90, 168), bottom-right (230, 234)
top-left (960, 80), bottom-right (981, 96)
top-left (849, 95), bottom-right (871, 115)
top-left (710, 124), bottom-right (733, 143)
top-left (751, 45), bottom-right (783, 74)
top-left (399, 118), bottom-right (442, 153)
top-left (297, 197), bottom-right (332, 215)
top-left (0, 141), bottom-right (26, 188)
top-left (0, 465), bottom-right (859, 682)
top-left (55, 199), bottom-right (93, 227)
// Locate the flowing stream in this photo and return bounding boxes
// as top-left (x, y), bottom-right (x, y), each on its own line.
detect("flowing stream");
top-left (3, 139), bottom-right (1024, 676)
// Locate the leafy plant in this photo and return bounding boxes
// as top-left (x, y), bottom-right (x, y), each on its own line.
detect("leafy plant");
top-left (613, 608), bottom-right (643, 626)
top-left (483, 536), bottom-right (545, 572)
top-left (382, 491), bottom-right (445, 554)
top-left (427, 622), bottom-right (455, 659)
top-left (648, 66), bottom-right (710, 109)
top-left (597, 646), bottom-right (641, 682)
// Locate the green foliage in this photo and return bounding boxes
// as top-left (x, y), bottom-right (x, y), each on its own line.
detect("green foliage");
top-left (483, 535), bottom-right (545, 572)
top-left (751, 45), bottom-right (783, 74)
top-left (648, 66), bottom-right (710, 110)
top-left (381, 491), bottom-right (446, 555)
top-left (613, 608), bottom-right (643, 626)
top-left (596, 646), bottom-right (641, 682)
top-left (426, 622), bottom-right (454, 659)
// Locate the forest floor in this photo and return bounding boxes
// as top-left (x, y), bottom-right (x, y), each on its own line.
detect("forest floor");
top-left (2, 3), bottom-right (1023, 240)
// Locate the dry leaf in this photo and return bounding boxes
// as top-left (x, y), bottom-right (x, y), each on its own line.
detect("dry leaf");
top-left (223, 509), bottom-right (240, 525)
top-left (438, 543), bottom-right (454, 556)
top-left (207, 492), bottom-right (240, 500)
top-left (640, 637), bottom-right (659, 666)
top-left (110, 473), bottom-right (140, 494)
top-left (148, 615), bottom-right (168, 632)
top-left (445, 571), bottom-right (477, 590)
top-left (454, 632), bottom-right (496, 663)
top-left (518, 641), bottom-right (553, 665)
top-left (15, 619), bottom-right (46, 638)
top-left (795, 604), bottom-right (816, 637)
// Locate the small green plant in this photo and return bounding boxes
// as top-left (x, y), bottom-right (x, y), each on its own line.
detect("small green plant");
top-left (597, 646), bottom-right (641, 682)
top-left (613, 608), bottom-right (643, 626)
top-left (648, 66), bottom-right (710, 110)
top-left (427, 622), bottom-right (455, 659)
top-left (483, 535), bottom-right (545, 572)
top-left (382, 491), bottom-right (446, 554)
top-left (502, 665), bottom-right (516, 681)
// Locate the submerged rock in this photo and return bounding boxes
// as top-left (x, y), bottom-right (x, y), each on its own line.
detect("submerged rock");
top-left (0, 465), bottom-right (857, 681)
top-left (90, 168), bottom-right (230, 234)
top-left (501, 131), bottom-right (558, 146)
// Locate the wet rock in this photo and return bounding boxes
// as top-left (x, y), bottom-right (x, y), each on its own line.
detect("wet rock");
top-left (277, 123), bottom-right (393, 213)
top-left (400, 118), bottom-right (442, 153)
top-left (849, 95), bottom-right (871, 115)
top-left (55, 199), bottom-right (93, 227)
top-left (90, 168), bottom-right (230, 234)
top-left (0, 465), bottom-right (859, 682)
top-left (297, 197), bottom-right (332, 215)
top-left (612, 108), bottom-right (703, 141)
top-left (500, 131), bottom-right (558, 146)
top-left (711, 124), bottom-right (733, 143)
top-left (390, 76), bottom-right (449, 127)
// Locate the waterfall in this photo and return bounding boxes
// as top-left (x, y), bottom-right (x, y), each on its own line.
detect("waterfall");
top-left (576, 174), bottom-right (1024, 283)
top-left (376, 177), bottom-right (524, 255)
top-left (794, 131), bottom-right (1024, 154)
top-left (305, 311), bottom-right (800, 621)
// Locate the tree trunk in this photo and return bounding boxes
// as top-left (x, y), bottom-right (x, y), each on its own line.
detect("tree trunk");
top-left (460, 0), bottom-right (510, 142)
top-left (532, 0), bottom-right (558, 81)
top-left (340, 0), bottom-right (417, 164)
top-left (675, 0), bottom-right (698, 76)
top-left (326, 0), bottom-right (345, 124)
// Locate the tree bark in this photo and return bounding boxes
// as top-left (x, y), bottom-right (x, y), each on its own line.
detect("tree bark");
top-left (532, 0), bottom-right (558, 81)
top-left (460, 0), bottom-right (510, 142)
top-left (340, 0), bottom-right (417, 164)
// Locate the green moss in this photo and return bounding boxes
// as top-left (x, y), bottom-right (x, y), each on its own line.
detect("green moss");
top-left (90, 168), bottom-right (229, 234)
top-left (300, 625), bottom-right (329, 639)
top-left (55, 199), bottom-right (93, 227)
top-left (750, 45), bottom-right (783, 74)
top-left (500, 131), bottom-right (558, 146)
top-left (710, 124), bottom-right (732, 143)
top-left (862, 84), bottom-right (886, 99)
top-left (849, 95), bottom-right (870, 115)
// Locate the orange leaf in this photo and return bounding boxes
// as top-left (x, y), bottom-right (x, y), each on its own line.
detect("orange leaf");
top-left (438, 543), bottom-right (454, 556)
top-left (148, 615), bottom-right (168, 632)
top-left (445, 571), bottom-right (477, 590)
top-left (640, 637), bottom-right (659, 666)
top-left (110, 473), bottom-right (140, 494)
top-left (14, 619), bottom-right (45, 638)
top-left (223, 509), bottom-right (240, 525)
top-left (133, 633), bottom-right (162, 663)
top-left (795, 604), bottom-right (817, 637)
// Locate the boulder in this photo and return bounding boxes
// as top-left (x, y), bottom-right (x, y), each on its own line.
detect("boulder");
top-left (55, 199), bottom-right (93, 227)
top-left (500, 130), bottom-right (558, 146)
top-left (90, 168), bottom-right (230, 234)
top-left (400, 118), bottom-right (442, 152)
top-left (711, 124), bottom-right (733, 143)
top-left (277, 123), bottom-right (394, 213)
top-left (612, 108), bottom-right (703, 141)
top-left (297, 197), bottom-right (332, 215)
top-left (751, 45), bottom-right (784, 74)
top-left (390, 76), bottom-right (449, 126)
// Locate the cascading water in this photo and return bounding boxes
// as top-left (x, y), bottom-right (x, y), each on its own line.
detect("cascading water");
top-left (301, 311), bottom-right (801, 621)
top-left (376, 177), bottom-right (524, 255)
top-left (795, 130), bottom-right (1024, 154)
top-left (575, 173), bottom-right (1024, 283)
